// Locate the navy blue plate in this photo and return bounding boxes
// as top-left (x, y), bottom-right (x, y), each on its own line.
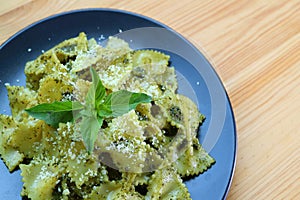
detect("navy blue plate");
top-left (0, 9), bottom-right (236, 200)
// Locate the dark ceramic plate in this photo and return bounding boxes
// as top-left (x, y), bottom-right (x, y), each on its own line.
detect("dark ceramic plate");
top-left (0, 9), bottom-right (236, 200)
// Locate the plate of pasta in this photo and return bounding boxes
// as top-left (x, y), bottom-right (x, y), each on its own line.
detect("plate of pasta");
top-left (0, 9), bottom-right (236, 200)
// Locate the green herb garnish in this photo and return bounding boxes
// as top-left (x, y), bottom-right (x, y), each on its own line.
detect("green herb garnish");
top-left (26, 67), bottom-right (152, 152)
top-left (25, 101), bottom-right (84, 128)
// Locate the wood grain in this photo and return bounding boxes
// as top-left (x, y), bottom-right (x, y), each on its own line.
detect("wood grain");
top-left (1, 0), bottom-right (299, 199)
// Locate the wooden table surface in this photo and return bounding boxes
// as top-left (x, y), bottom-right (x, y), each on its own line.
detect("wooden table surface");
top-left (1, 0), bottom-right (299, 199)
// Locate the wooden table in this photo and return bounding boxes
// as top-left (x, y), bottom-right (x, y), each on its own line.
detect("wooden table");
top-left (1, 0), bottom-right (299, 199)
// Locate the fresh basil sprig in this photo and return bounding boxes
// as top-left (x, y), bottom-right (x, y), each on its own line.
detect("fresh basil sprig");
top-left (26, 67), bottom-right (152, 153)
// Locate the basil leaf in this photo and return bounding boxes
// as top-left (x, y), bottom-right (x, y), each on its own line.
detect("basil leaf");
top-left (25, 101), bottom-right (84, 128)
top-left (86, 67), bottom-right (106, 107)
top-left (98, 90), bottom-right (152, 117)
top-left (97, 94), bottom-right (113, 116)
top-left (78, 67), bottom-right (106, 153)
top-left (80, 115), bottom-right (103, 153)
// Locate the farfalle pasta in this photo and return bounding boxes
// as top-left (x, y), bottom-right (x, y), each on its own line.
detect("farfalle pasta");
top-left (0, 32), bottom-right (215, 199)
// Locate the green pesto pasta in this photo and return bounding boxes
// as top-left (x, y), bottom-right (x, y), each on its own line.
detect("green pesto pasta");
top-left (0, 32), bottom-right (215, 200)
